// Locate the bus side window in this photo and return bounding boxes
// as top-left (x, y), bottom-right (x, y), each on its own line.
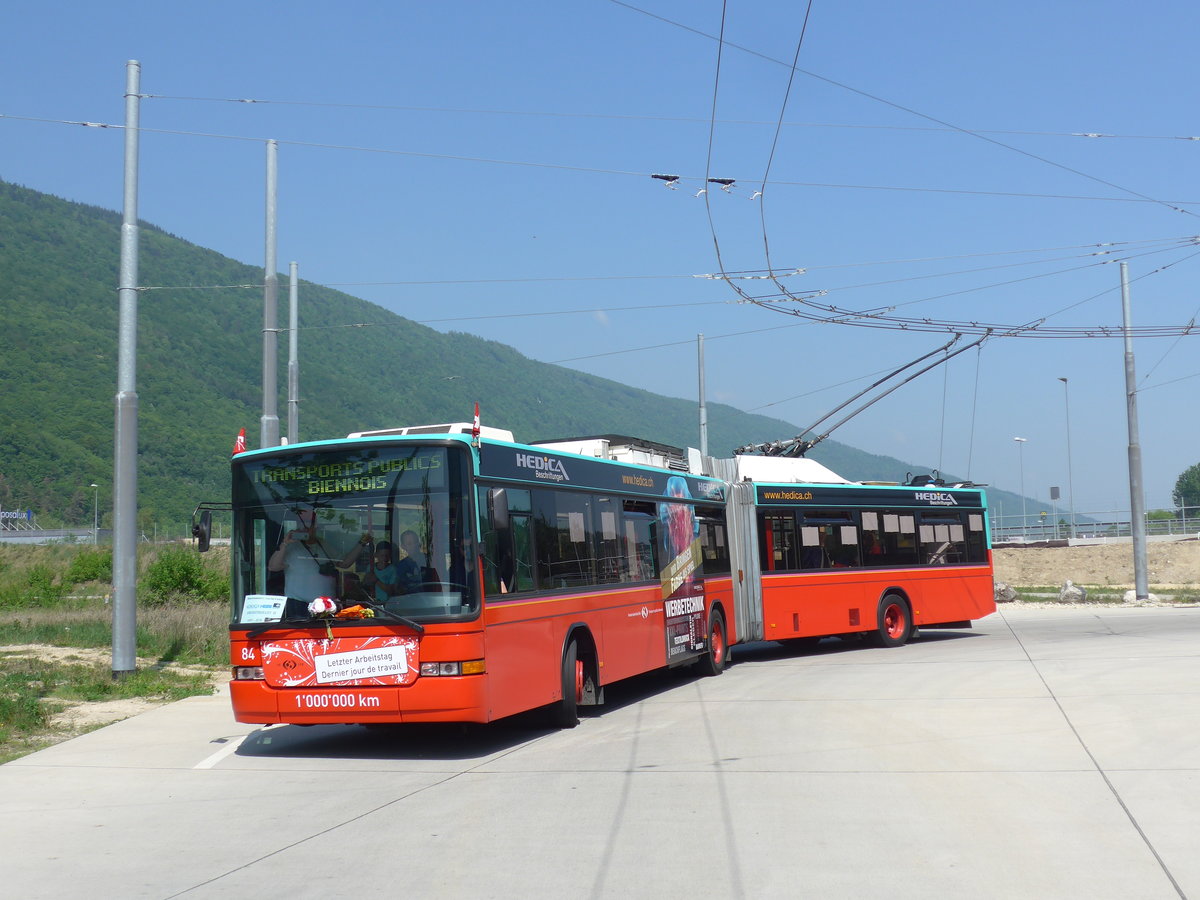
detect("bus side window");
top-left (965, 512), bottom-right (987, 563)
top-left (510, 515), bottom-right (534, 590)
top-left (759, 511), bottom-right (799, 571)
top-left (533, 489), bottom-right (597, 588)
top-left (799, 510), bottom-right (859, 569)
top-left (697, 510), bottom-right (731, 575)
top-left (917, 512), bottom-right (967, 564)
top-left (480, 487), bottom-right (534, 595)
top-left (622, 500), bottom-right (658, 582)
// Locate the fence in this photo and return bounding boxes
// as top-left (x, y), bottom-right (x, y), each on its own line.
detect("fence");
top-left (992, 511), bottom-right (1200, 544)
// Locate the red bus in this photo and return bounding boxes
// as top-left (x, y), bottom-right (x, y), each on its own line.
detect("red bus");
top-left (711, 455), bottom-right (995, 650)
top-left (209, 423), bottom-right (993, 728)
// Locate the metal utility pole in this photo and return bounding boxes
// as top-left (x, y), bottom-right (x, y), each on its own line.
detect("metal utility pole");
top-left (1057, 377), bottom-right (1076, 541)
top-left (697, 333), bottom-right (708, 457)
top-left (1013, 437), bottom-right (1028, 539)
top-left (1121, 262), bottom-right (1149, 601)
top-left (287, 261), bottom-right (299, 444)
top-left (260, 139), bottom-right (280, 448)
top-left (112, 60), bottom-right (141, 678)
top-left (90, 482), bottom-right (99, 545)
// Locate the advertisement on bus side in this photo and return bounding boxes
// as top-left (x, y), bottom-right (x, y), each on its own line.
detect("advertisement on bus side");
top-left (660, 475), bottom-right (706, 661)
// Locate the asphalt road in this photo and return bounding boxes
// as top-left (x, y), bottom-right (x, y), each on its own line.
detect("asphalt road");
top-left (3, 606), bottom-right (1197, 899)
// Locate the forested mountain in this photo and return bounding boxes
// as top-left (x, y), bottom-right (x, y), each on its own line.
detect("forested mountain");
top-left (0, 179), bottom-right (980, 532)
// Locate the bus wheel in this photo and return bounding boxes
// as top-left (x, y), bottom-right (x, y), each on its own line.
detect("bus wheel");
top-left (549, 640), bottom-right (582, 728)
top-left (874, 594), bottom-right (912, 648)
top-left (696, 611), bottom-right (727, 677)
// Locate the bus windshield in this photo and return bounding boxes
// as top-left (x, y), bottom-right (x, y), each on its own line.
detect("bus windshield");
top-left (230, 443), bottom-right (476, 626)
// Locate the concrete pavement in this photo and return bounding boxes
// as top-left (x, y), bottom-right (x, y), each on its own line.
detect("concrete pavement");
top-left (2, 605), bottom-right (1197, 899)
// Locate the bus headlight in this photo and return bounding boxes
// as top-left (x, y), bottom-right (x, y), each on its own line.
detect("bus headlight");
top-left (419, 659), bottom-right (485, 677)
top-left (233, 666), bottom-right (265, 680)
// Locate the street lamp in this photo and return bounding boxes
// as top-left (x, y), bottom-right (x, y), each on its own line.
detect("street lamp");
top-left (1013, 437), bottom-right (1028, 539)
top-left (1058, 377), bottom-right (1076, 541)
top-left (90, 483), bottom-right (99, 545)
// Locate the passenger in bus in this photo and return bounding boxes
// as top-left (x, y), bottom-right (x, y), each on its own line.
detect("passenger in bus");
top-left (360, 540), bottom-right (401, 602)
top-left (268, 509), bottom-right (336, 600)
top-left (863, 532), bottom-right (885, 560)
top-left (801, 531), bottom-right (832, 569)
top-left (395, 529), bottom-right (439, 593)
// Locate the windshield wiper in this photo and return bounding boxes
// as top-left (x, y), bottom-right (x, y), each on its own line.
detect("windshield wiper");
top-left (242, 604), bottom-right (426, 638)
top-left (361, 603), bottom-right (426, 634)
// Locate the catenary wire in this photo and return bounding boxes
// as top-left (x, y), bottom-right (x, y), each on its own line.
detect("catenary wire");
top-left (605, 0), bottom-right (1198, 220)
top-left (5, 113), bottom-right (1200, 207)
top-left (142, 93), bottom-right (1200, 142)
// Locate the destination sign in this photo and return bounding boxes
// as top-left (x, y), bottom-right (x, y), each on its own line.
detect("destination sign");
top-left (233, 446), bottom-right (451, 504)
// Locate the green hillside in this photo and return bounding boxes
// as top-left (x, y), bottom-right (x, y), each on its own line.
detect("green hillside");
top-left (0, 179), bottom-right (993, 533)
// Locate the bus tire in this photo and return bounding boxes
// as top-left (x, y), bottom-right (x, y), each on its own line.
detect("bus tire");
top-left (695, 610), bottom-right (728, 677)
top-left (549, 640), bottom-right (582, 728)
top-left (873, 594), bottom-right (912, 648)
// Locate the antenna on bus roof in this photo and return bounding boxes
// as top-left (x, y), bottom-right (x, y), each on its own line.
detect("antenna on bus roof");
top-left (735, 331), bottom-right (990, 457)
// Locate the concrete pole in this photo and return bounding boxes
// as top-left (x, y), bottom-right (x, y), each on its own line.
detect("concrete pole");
top-left (260, 140), bottom-right (280, 448)
top-left (1121, 262), bottom-right (1150, 600)
top-left (697, 333), bottom-right (708, 457)
top-left (287, 261), bottom-right (299, 444)
top-left (112, 60), bottom-right (141, 678)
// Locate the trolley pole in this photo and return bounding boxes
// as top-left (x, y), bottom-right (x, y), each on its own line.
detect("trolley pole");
top-left (112, 60), bottom-right (141, 678)
top-left (1121, 262), bottom-right (1149, 601)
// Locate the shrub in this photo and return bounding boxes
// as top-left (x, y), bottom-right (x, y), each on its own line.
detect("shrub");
top-left (141, 547), bottom-right (228, 605)
top-left (64, 548), bottom-right (113, 586)
top-left (23, 565), bottom-right (65, 606)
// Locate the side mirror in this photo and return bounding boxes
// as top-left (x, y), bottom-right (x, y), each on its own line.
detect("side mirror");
top-left (192, 509), bottom-right (212, 553)
top-left (488, 488), bottom-right (510, 531)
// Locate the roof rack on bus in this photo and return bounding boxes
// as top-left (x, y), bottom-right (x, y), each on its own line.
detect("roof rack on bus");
top-left (904, 470), bottom-right (986, 489)
top-left (347, 423), bottom-right (515, 441)
top-left (905, 471), bottom-right (946, 487)
top-left (532, 434), bottom-right (691, 472)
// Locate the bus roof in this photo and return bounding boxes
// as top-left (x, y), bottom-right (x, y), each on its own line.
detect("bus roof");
top-left (709, 455), bottom-right (851, 485)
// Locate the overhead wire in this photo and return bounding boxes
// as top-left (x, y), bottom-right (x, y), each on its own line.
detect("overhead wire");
top-left (142, 95), bottom-right (1200, 141)
top-left (126, 240), bottom-right (1200, 338)
top-left (757, 0), bottom-right (817, 301)
top-left (127, 233), bottom-right (1197, 294)
top-left (748, 243), bottom-right (1200, 334)
top-left (608, 0), bottom-right (1200, 366)
top-left (605, 0), bottom-right (1199, 220)
top-left (5, 112), bottom-right (1200, 208)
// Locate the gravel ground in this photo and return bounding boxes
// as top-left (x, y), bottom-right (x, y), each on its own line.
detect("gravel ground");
top-left (992, 538), bottom-right (1200, 589)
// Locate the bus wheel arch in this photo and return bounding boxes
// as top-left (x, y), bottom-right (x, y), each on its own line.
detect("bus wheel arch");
top-left (550, 626), bottom-right (600, 728)
top-left (873, 591), bottom-right (913, 648)
top-left (695, 604), bottom-right (729, 676)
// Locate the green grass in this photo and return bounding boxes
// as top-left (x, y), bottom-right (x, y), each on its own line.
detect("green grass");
top-left (0, 654), bottom-right (217, 764)
top-left (1013, 586), bottom-right (1200, 605)
top-left (5, 603), bottom-right (230, 667)
top-left (0, 543), bottom-right (231, 763)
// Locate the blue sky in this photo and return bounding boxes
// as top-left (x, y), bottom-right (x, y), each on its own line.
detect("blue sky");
top-left (4, 0), bottom-right (1200, 519)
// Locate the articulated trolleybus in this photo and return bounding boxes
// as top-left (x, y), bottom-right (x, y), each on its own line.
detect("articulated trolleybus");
top-left (215, 422), bottom-right (995, 728)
